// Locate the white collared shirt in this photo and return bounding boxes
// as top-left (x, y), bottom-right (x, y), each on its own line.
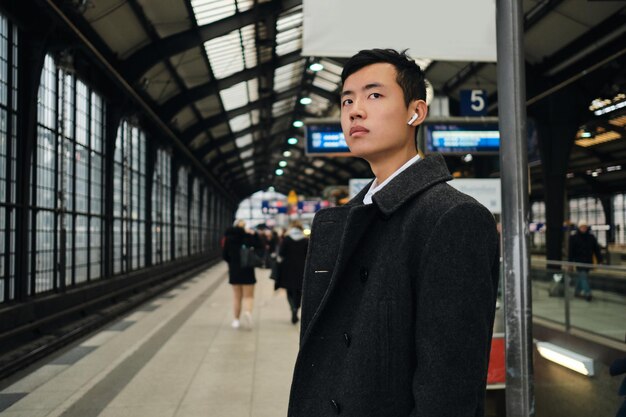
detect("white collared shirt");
top-left (363, 154), bottom-right (421, 205)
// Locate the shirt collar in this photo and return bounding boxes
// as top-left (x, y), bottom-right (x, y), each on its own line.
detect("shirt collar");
top-left (363, 154), bottom-right (421, 205)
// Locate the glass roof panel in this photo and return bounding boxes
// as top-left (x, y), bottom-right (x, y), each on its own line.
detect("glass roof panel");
top-left (236, 133), bottom-right (253, 148)
top-left (276, 29), bottom-right (302, 56)
top-left (191, 0), bottom-right (236, 26)
top-left (246, 78), bottom-right (259, 102)
top-left (241, 24), bottom-right (257, 69)
top-left (313, 77), bottom-right (338, 92)
top-left (276, 8), bottom-right (302, 56)
top-left (236, 0), bottom-right (254, 12)
top-left (229, 114), bottom-right (251, 133)
top-left (220, 82), bottom-right (249, 111)
top-left (272, 97), bottom-right (295, 118)
top-left (204, 30), bottom-right (244, 79)
top-left (273, 61), bottom-right (304, 92)
top-left (241, 149), bottom-right (254, 160)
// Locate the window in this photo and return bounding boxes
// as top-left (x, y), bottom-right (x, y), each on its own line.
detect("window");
top-left (613, 193), bottom-right (626, 246)
top-left (113, 121), bottom-right (146, 274)
top-left (190, 178), bottom-right (201, 254)
top-left (152, 148), bottom-right (172, 264)
top-left (568, 197), bottom-right (607, 247)
top-left (0, 13), bottom-right (17, 303)
top-left (30, 56), bottom-right (106, 295)
top-left (175, 166), bottom-right (189, 258)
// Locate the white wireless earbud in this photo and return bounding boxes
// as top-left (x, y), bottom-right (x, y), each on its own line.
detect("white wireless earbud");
top-left (407, 113), bottom-right (418, 125)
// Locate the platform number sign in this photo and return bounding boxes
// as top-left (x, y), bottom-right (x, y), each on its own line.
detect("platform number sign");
top-left (460, 89), bottom-right (488, 116)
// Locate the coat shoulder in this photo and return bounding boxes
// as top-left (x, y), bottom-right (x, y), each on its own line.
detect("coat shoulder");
top-left (410, 182), bottom-right (492, 224)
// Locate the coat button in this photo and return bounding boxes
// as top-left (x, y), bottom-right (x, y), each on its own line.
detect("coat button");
top-left (330, 399), bottom-right (341, 414)
top-left (359, 267), bottom-right (369, 283)
top-left (343, 333), bottom-right (351, 347)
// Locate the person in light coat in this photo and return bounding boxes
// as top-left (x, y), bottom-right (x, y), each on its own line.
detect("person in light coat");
top-left (287, 49), bottom-right (500, 417)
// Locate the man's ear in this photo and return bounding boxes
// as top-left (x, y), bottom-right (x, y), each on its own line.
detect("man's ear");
top-left (408, 100), bottom-right (428, 126)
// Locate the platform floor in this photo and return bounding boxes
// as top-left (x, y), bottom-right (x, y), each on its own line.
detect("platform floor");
top-left (1, 263), bottom-right (623, 417)
top-left (0, 263), bottom-right (300, 417)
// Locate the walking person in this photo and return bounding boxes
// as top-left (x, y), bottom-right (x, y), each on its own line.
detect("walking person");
top-left (222, 220), bottom-right (259, 329)
top-left (278, 221), bottom-right (309, 324)
top-left (569, 220), bottom-right (603, 301)
top-left (288, 49), bottom-right (500, 417)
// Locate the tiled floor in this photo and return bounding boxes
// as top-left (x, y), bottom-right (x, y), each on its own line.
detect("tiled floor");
top-left (0, 263), bottom-right (300, 417)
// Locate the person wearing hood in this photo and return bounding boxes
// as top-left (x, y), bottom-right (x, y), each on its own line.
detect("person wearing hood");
top-left (568, 219), bottom-right (603, 301)
top-left (222, 219), bottom-right (260, 329)
top-left (278, 221), bottom-right (309, 324)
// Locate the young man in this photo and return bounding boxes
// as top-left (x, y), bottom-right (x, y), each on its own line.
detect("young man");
top-left (288, 49), bottom-right (500, 417)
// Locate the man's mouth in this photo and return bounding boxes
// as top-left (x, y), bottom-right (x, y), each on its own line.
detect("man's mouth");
top-left (350, 126), bottom-right (369, 136)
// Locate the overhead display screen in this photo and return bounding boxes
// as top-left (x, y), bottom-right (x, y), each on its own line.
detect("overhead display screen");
top-left (305, 121), bottom-right (351, 156)
top-left (425, 122), bottom-right (500, 154)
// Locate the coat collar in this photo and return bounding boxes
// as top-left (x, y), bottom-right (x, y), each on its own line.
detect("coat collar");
top-left (345, 153), bottom-right (452, 216)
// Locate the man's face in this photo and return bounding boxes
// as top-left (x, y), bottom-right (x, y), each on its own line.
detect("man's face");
top-left (579, 225), bottom-right (589, 233)
top-left (340, 63), bottom-right (415, 162)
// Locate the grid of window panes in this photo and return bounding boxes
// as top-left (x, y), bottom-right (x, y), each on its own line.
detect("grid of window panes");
top-left (568, 196), bottom-right (607, 247)
top-left (190, 179), bottom-right (201, 254)
top-left (31, 56), bottom-right (106, 295)
top-left (530, 201), bottom-right (546, 250)
top-left (152, 148), bottom-right (172, 264)
top-left (113, 121), bottom-right (146, 274)
top-left (0, 14), bottom-right (17, 303)
top-left (32, 56), bottom-right (58, 294)
top-left (201, 187), bottom-right (210, 252)
top-left (175, 166), bottom-right (189, 258)
top-left (613, 193), bottom-right (626, 245)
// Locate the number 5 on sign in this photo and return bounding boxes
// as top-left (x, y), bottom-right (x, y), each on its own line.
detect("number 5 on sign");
top-left (460, 89), bottom-right (488, 116)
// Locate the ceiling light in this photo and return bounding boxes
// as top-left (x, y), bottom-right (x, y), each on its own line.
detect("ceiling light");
top-left (287, 137), bottom-right (298, 145)
top-left (293, 120), bottom-right (304, 128)
top-left (309, 63), bottom-right (324, 72)
top-left (463, 154), bottom-right (473, 163)
top-left (279, 160), bottom-right (287, 167)
top-left (536, 341), bottom-right (594, 376)
top-left (283, 150), bottom-right (292, 157)
top-left (300, 97), bottom-right (312, 105)
top-left (581, 132), bottom-right (592, 138)
top-left (275, 168), bottom-right (284, 176)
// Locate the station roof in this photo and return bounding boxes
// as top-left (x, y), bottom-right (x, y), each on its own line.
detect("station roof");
top-left (29, 0), bottom-right (626, 200)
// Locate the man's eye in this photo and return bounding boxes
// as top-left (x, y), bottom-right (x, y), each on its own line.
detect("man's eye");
top-left (369, 93), bottom-right (381, 99)
top-left (341, 98), bottom-right (353, 106)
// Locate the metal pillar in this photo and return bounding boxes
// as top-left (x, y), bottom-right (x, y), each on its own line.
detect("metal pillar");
top-left (496, 1), bottom-right (534, 416)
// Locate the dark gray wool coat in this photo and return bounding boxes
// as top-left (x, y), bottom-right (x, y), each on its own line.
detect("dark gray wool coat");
top-left (287, 153), bottom-right (500, 417)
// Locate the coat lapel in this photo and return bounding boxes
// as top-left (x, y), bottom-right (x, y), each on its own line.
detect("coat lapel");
top-left (301, 186), bottom-right (378, 345)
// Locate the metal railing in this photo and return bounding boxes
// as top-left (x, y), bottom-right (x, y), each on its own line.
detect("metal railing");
top-left (528, 258), bottom-right (626, 342)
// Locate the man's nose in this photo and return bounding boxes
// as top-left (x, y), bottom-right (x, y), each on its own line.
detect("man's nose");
top-left (349, 102), bottom-right (365, 120)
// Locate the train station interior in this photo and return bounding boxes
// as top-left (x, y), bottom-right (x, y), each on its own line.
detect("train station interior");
top-left (0, 0), bottom-right (625, 416)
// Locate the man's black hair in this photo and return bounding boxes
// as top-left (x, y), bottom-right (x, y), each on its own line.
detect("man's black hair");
top-left (340, 48), bottom-right (426, 107)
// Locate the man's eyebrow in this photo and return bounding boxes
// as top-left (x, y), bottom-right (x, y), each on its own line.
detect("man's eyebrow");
top-left (341, 83), bottom-right (384, 98)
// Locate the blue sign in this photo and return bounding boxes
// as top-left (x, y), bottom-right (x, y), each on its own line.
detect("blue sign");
top-left (305, 122), bottom-right (351, 155)
top-left (460, 89), bottom-right (488, 116)
top-left (425, 123), bottom-right (500, 154)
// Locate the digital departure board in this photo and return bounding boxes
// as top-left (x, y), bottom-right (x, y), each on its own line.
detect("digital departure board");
top-left (425, 122), bottom-right (500, 154)
top-left (305, 120), bottom-right (351, 156)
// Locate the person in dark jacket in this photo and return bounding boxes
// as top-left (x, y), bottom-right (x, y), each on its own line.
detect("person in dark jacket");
top-left (278, 221), bottom-right (309, 324)
top-left (287, 49), bottom-right (499, 417)
top-left (222, 220), bottom-right (259, 329)
top-left (568, 220), bottom-right (603, 301)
